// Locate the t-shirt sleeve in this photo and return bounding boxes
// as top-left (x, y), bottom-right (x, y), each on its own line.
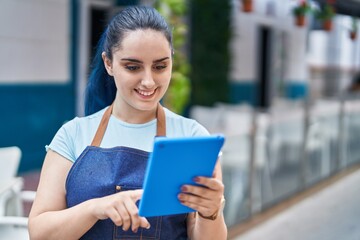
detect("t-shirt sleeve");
top-left (45, 118), bottom-right (78, 162)
top-left (190, 120), bottom-right (210, 137)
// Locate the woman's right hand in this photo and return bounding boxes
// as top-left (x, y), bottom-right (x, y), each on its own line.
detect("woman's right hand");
top-left (91, 189), bottom-right (150, 233)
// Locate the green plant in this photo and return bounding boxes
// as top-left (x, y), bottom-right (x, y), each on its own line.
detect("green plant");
top-left (155, 0), bottom-right (191, 114)
top-left (316, 3), bottom-right (335, 20)
top-left (190, 0), bottom-right (230, 106)
top-left (292, 1), bottom-right (312, 16)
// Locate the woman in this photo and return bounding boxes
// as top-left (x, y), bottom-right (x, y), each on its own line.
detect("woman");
top-left (29, 6), bottom-right (227, 240)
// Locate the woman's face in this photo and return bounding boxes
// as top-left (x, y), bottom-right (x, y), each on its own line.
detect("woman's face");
top-left (103, 29), bottom-right (172, 116)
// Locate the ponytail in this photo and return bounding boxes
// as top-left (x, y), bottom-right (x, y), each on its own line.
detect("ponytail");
top-left (84, 30), bottom-right (116, 116)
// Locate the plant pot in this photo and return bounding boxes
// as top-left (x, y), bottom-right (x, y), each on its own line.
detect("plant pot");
top-left (323, 19), bottom-right (333, 31)
top-left (295, 15), bottom-right (306, 27)
top-left (242, 0), bottom-right (253, 13)
top-left (350, 31), bottom-right (357, 41)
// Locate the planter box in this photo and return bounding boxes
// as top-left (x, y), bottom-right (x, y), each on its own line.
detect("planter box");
top-left (242, 0), bottom-right (253, 13)
top-left (295, 15), bottom-right (306, 27)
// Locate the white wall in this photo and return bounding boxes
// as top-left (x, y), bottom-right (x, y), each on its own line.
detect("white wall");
top-left (337, 16), bottom-right (360, 69)
top-left (307, 15), bottom-right (360, 70)
top-left (229, 10), bottom-right (257, 81)
top-left (286, 27), bottom-right (307, 81)
top-left (230, 0), bottom-right (308, 84)
top-left (230, 0), bottom-right (360, 88)
top-left (0, 0), bottom-right (70, 83)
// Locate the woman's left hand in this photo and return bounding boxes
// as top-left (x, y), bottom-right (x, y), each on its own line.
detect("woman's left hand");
top-left (178, 176), bottom-right (224, 217)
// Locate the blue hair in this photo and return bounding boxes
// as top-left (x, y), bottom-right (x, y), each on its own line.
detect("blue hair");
top-left (85, 6), bottom-right (173, 115)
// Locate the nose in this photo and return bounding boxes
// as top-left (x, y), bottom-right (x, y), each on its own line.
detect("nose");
top-left (141, 69), bottom-right (155, 89)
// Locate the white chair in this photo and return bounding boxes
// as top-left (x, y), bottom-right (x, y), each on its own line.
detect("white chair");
top-left (217, 106), bottom-right (272, 223)
top-left (0, 216), bottom-right (29, 240)
top-left (268, 106), bottom-right (305, 172)
top-left (189, 105), bottom-right (225, 133)
top-left (0, 147), bottom-right (35, 239)
top-left (343, 100), bottom-right (360, 165)
top-left (0, 146), bottom-right (21, 182)
top-left (0, 146), bottom-right (36, 216)
top-left (310, 100), bottom-right (341, 176)
top-left (0, 146), bottom-right (24, 217)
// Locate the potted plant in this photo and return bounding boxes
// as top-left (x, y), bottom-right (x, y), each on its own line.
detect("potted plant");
top-left (292, 0), bottom-right (312, 27)
top-left (316, 3), bottom-right (336, 31)
top-left (350, 17), bottom-right (358, 41)
top-left (242, 0), bottom-right (253, 13)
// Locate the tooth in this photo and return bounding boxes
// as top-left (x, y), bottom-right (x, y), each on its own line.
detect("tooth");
top-left (138, 90), bottom-right (154, 96)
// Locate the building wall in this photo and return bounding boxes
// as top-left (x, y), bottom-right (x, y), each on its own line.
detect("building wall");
top-left (229, 0), bottom-right (360, 105)
top-left (308, 15), bottom-right (360, 98)
top-left (0, 0), bottom-right (75, 173)
top-left (0, 0), bottom-right (70, 83)
top-left (229, 0), bottom-right (309, 105)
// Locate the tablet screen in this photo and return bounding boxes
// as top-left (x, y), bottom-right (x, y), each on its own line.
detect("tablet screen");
top-left (139, 135), bottom-right (225, 217)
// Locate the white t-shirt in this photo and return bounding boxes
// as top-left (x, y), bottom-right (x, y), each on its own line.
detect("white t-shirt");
top-left (47, 107), bottom-right (209, 162)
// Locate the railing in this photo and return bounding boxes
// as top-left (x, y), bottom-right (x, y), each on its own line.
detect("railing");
top-left (190, 95), bottom-right (360, 228)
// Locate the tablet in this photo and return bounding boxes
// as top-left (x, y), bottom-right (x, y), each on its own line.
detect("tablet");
top-left (138, 135), bottom-right (225, 217)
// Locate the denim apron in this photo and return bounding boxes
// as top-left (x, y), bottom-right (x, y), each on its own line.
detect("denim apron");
top-left (66, 104), bottom-right (188, 240)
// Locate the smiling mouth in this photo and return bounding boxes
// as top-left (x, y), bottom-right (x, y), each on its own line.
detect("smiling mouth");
top-left (135, 89), bottom-right (156, 97)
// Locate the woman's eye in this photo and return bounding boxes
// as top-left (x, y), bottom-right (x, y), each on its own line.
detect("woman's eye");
top-left (125, 65), bottom-right (140, 71)
top-left (154, 65), bottom-right (167, 70)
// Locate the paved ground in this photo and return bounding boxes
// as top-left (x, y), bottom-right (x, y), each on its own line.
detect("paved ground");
top-left (234, 168), bottom-right (360, 240)
top-left (21, 168), bottom-right (360, 240)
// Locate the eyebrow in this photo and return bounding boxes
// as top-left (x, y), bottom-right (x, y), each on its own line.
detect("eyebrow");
top-left (121, 57), bottom-right (169, 63)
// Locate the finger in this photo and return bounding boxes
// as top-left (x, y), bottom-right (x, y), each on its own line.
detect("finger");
top-left (116, 202), bottom-right (131, 231)
top-left (179, 193), bottom-right (219, 217)
top-left (106, 207), bottom-right (123, 226)
top-left (129, 189), bottom-right (143, 202)
top-left (178, 192), bottom-right (211, 209)
top-left (181, 185), bottom-right (214, 200)
top-left (194, 176), bottom-right (224, 192)
top-left (183, 201), bottom-right (211, 216)
top-left (139, 217), bottom-right (151, 229)
top-left (123, 198), bottom-right (141, 232)
top-left (181, 182), bottom-right (224, 201)
top-left (178, 194), bottom-right (214, 215)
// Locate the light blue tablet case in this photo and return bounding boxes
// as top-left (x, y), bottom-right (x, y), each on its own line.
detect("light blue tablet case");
top-left (138, 135), bottom-right (225, 217)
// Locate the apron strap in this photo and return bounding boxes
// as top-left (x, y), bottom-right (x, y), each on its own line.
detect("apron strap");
top-left (91, 103), bottom-right (166, 147)
top-left (156, 103), bottom-right (166, 137)
top-left (90, 104), bottom-right (114, 147)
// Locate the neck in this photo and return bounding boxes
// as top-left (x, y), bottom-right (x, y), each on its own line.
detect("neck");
top-left (112, 101), bottom-right (158, 124)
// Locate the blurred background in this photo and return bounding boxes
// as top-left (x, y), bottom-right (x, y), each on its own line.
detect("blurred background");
top-left (1, 0), bottom-right (360, 239)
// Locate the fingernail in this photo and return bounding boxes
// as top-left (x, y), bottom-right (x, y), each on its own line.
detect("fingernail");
top-left (194, 177), bottom-right (200, 183)
top-left (181, 186), bottom-right (188, 192)
top-left (133, 228), bottom-right (138, 233)
top-left (146, 224), bottom-right (151, 229)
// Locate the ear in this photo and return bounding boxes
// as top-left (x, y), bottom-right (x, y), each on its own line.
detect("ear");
top-left (102, 52), bottom-right (113, 76)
